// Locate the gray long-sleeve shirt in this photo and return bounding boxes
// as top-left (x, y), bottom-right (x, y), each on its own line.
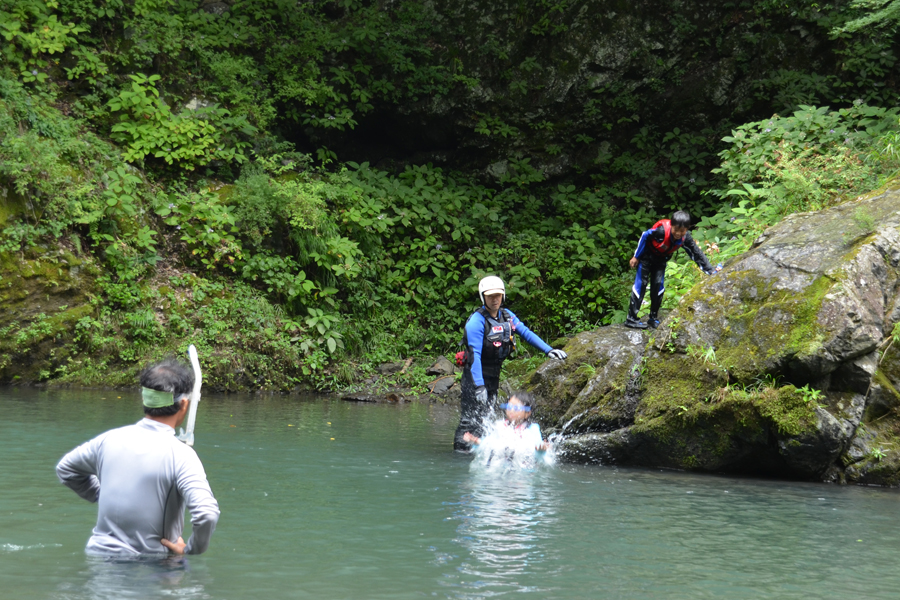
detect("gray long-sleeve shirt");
top-left (56, 418), bottom-right (220, 556)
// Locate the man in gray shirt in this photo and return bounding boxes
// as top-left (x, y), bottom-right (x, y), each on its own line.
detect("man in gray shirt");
top-left (56, 359), bottom-right (220, 556)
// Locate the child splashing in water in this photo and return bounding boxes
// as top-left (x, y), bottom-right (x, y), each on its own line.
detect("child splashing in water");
top-left (463, 392), bottom-right (551, 469)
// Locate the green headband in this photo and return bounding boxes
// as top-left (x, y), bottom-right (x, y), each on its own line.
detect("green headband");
top-left (142, 387), bottom-right (176, 408)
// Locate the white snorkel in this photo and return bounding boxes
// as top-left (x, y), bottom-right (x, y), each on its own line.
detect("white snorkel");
top-left (177, 344), bottom-right (202, 447)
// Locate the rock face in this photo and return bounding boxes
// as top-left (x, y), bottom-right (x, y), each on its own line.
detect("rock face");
top-left (529, 327), bottom-right (645, 434)
top-left (323, 1), bottom-right (878, 188)
top-left (0, 249), bottom-right (99, 383)
top-left (523, 189), bottom-right (900, 483)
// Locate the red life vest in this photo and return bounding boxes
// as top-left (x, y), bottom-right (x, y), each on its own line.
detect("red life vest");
top-left (649, 219), bottom-right (682, 257)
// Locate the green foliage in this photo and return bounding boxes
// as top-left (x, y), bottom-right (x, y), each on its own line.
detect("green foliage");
top-left (0, 0), bottom-right (85, 78)
top-left (5, 0), bottom-right (900, 391)
top-left (693, 103), bottom-right (900, 262)
top-left (475, 114), bottom-right (520, 138)
top-left (0, 76), bottom-right (99, 239)
top-left (69, 274), bottom-right (312, 390)
top-left (5, 64), bottom-right (899, 390)
top-left (239, 252), bottom-right (314, 304)
top-left (0, 74), bottom-right (158, 267)
top-left (14, 312), bottom-right (53, 345)
top-left (698, 345), bottom-right (717, 366)
top-left (833, 0), bottom-right (900, 33)
top-left (108, 73), bottom-right (256, 169)
top-left (194, 49), bottom-right (276, 129)
top-left (304, 307), bottom-right (343, 355)
top-left (712, 104), bottom-right (898, 189)
top-left (155, 189), bottom-right (241, 268)
top-left (798, 384), bottom-right (824, 405)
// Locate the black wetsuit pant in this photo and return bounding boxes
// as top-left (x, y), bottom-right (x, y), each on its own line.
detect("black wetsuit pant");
top-left (627, 257), bottom-right (666, 322)
top-left (453, 361), bottom-right (502, 450)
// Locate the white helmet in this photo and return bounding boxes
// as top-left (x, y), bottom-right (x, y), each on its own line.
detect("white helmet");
top-left (478, 275), bottom-right (506, 304)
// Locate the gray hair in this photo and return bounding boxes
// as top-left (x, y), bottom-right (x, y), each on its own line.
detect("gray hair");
top-left (139, 358), bottom-right (193, 416)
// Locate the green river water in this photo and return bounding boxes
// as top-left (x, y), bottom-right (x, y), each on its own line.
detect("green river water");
top-left (3, 388), bottom-right (900, 599)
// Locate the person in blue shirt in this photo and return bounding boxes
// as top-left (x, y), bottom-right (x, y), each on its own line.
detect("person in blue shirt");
top-left (625, 210), bottom-right (720, 330)
top-left (454, 276), bottom-right (567, 451)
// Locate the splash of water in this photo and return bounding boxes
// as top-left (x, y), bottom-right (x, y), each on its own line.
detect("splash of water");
top-left (559, 409), bottom-right (590, 435)
top-left (469, 414), bottom-right (556, 473)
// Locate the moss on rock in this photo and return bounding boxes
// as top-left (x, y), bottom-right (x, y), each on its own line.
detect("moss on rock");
top-left (526, 326), bottom-right (647, 430)
top-left (542, 191), bottom-right (900, 482)
top-left (0, 245), bottom-right (99, 382)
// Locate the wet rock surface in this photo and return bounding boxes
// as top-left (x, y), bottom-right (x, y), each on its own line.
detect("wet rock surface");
top-left (523, 190), bottom-right (900, 483)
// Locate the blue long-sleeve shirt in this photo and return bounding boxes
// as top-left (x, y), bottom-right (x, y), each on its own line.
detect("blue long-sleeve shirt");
top-left (465, 308), bottom-right (552, 387)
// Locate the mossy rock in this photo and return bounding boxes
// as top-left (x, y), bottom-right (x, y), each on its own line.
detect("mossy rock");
top-left (560, 385), bottom-right (850, 478)
top-left (0, 246), bottom-right (100, 383)
top-left (637, 347), bottom-right (730, 421)
top-left (525, 326), bottom-right (647, 430)
top-left (0, 185), bottom-right (26, 227)
top-left (843, 362), bottom-right (900, 485)
top-left (660, 192), bottom-right (900, 390)
top-left (518, 190), bottom-right (900, 482)
top-left (842, 416), bottom-right (900, 486)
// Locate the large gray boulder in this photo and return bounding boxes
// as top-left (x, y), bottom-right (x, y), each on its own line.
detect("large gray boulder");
top-left (529, 327), bottom-right (645, 434)
top-left (525, 189), bottom-right (900, 483)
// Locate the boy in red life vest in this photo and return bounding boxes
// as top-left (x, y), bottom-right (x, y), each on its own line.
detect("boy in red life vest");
top-left (625, 210), bottom-right (720, 330)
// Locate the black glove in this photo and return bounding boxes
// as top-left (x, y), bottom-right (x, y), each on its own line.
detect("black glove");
top-left (475, 385), bottom-right (488, 405)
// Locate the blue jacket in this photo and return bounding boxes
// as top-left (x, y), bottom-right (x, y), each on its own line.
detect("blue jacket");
top-left (465, 308), bottom-right (552, 387)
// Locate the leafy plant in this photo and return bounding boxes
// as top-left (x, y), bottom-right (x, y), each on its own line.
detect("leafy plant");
top-left (304, 307), bottom-right (343, 354)
top-left (693, 103), bottom-right (900, 264)
top-left (798, 384), bottom-right (824, 404)
top-left (108, 74), bottom-right (257, 169)
top-left (155, 189), bottom-right (242, 268)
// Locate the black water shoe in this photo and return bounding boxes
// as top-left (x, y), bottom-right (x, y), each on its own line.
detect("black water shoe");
top-left (648, 318), bottom-right (660, 329)
top-left (625, 317), bottom-right (648, 330)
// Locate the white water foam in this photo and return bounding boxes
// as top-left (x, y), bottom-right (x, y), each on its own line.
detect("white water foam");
top-left (469, 415), bottom-right (556, 473)
top-left (2, 543), bottom-right (62, 552)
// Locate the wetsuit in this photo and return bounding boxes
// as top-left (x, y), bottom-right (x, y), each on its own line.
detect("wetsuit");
top-left (56, 418), bottom-right (220, 555)
top-left (627, 221), bottom-right (714, 324)
top-left (454, 307), bottom-right (552, 450)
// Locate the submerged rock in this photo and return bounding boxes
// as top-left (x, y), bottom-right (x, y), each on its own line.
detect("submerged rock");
top-left (526, 189), bottom-right (900, 483)
top-left (341, 392), bottom-right (406, 403)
